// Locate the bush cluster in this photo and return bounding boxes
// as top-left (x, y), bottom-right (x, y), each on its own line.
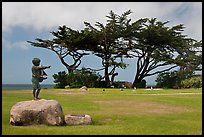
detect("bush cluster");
top-left (53, 68), bottom-right (107, 88)
top-left (156, 71), bottom-right (202, 89)
top-left (181, 75), bottom-right (202, 88)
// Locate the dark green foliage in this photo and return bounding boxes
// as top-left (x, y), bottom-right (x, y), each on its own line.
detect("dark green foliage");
top-left (131, 18), bottom-right (193, 87)
top-left (136, 79), bottom-right (147, 88)
top-left (83, 10), bottom-right (132, 86)
top-left (156, 70), bottom-right (202, 89)
top-left (66, 68), bottom-right (102, 88)
top-left (53, 68), bottom-right (103, 88)
top-left (53, 71), bottom-right (68, 88)
top-left (28, 10), bottom-right (202, 88)
top-left (97, 81), bottom-right (109, 88)
top-left (27, 25), bottom-right (90, 74)
top-left (156, 71), bottom-right (179, 88)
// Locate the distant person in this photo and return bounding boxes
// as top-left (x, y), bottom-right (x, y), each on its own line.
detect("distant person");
top-left (31, 58), bottom-right (51, 100)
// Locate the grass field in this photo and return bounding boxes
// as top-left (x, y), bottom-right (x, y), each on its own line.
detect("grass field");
top-left (2, 88), bottom-right (202, 135)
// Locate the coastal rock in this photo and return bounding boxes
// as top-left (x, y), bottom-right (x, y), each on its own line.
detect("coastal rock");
top-left (65, 114), bottom-right (92, 125)
top-left (10, 99), bottom-right (65, 126)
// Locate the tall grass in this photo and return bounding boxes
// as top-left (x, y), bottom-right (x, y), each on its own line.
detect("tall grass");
top-left (2, 88), bottom-right (202, 135)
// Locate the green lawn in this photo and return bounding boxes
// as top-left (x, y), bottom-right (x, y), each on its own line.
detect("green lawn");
top-left (2, 88), bottom-right (202, 135)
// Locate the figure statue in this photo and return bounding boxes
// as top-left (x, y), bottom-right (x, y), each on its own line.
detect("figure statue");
top-left (31, 58), bottom-right (51, 100)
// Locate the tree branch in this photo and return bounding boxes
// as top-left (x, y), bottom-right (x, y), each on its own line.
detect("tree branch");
top-left (146, 65), bottom-right (177, 77)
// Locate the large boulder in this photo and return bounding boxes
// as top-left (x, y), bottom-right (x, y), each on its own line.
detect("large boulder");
top-left (10, 99), bottom-right (65, 126)
top-left (65, 114), bottom-right (92, 125)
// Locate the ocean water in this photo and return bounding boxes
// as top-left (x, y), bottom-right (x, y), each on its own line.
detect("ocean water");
top-left (2, 84), bottom-right (54, 90)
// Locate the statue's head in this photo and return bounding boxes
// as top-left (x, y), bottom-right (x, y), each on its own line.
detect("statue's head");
top-left (32, 58), bottom-right (41, 66)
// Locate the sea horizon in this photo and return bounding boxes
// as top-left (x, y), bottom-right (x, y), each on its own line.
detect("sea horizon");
top-left (2, 84), bottom-right (55, 90)
top-left (2, 83), bottom-right (157, 90)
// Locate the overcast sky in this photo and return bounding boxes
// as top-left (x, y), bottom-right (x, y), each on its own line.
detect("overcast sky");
top-left (2, 2), bottom-right (202, 85)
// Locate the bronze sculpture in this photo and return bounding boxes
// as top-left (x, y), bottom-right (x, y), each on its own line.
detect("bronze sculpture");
top-left (32, 58), bottom-right (51, 100)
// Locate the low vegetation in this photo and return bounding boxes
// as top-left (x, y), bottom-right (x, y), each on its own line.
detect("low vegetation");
top-left (2, 88), bottom-right (202, 135)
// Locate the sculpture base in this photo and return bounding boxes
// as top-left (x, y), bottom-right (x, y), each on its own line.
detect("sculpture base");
top-left (65, 114), bottom-right (92, 125)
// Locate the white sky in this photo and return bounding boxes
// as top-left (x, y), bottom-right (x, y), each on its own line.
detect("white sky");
top-left (2, 2), bottom-right (202, 39)
top-left (2, 2), bottom-right (202, 85)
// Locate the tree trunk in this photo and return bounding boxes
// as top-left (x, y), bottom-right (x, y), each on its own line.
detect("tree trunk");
top-left (132, 76), bottom-right (143, 88)
top-left (104, 66), bottom-right (110, 87)
top-left (67, 67), bottom-right (74, 74)
top-left (58, 56), bottom-right (76, 74)
top-left (111, 73), bottom-right (118, 85)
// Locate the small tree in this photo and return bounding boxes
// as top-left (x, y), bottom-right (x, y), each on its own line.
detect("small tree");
top-left (66, 67), bottom-right (102, 88)
top-left (53, 71), bottom-right (68, 88)
top-left (156, 71), bottom-right (179, 88)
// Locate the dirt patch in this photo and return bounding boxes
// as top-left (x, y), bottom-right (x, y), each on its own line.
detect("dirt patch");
top-left (95, 100), bottom-right (193, 115)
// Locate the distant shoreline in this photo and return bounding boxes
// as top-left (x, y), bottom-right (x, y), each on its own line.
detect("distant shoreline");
top-left (2, 84), bottom-right (157, 90)
top-left (2, 84), bottom-right (55, 90)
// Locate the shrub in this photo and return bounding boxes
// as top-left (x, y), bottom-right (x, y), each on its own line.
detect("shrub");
top-left (66, 68), bottom-right (102, 88)
top-left (53, 68), bottom-right (103, 88)
top-left (53, 68), bottom-right (107, 88)
top-left (181, 75), bottom-right (202, 88)
top-left (155, 71), bottom-right (179, 88)
top-left (137, 79), bottom-right (147, 88)
top-left (53, 71), bottom-right (68, 88)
